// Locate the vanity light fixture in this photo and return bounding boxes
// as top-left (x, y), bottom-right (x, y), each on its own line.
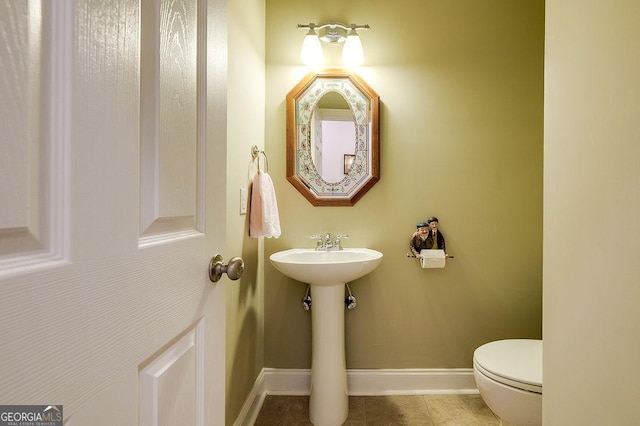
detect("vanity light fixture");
top-left (298, 23), bottom-right (370, 67)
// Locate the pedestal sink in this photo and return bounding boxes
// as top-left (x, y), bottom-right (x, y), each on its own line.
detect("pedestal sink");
top-left (270, 248), bottom-right (383, 426)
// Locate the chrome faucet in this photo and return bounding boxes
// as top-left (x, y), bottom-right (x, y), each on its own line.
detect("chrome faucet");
top-left (309, 233), bottom-right (351, 250)
top-left (324, 233), bottom-right (333, 249)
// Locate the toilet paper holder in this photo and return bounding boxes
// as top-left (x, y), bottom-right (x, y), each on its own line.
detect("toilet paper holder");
top-left (406, 251), bottom-right (454, 269)
top-left (406, 252), bottom-right (454, 259)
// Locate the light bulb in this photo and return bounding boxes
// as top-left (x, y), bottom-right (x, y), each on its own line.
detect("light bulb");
top-left (300, 29), bottom-right (323, 66)
top-left (341, 30), bottom-right (364, 66)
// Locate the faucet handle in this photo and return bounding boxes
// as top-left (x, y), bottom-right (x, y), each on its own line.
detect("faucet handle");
top-left (309, 234), bottom-right (323, 249)
top-left (335, 234), bottom-right (350, 249)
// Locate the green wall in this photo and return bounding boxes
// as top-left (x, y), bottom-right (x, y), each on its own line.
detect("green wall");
top-left (264, 0), bottom-right (544, 368)
top-left (226, 0), bottom-right (265, 424)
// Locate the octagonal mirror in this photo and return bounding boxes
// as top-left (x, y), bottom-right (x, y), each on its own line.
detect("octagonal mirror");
top-left (286, 69), bottom-right (380, 206)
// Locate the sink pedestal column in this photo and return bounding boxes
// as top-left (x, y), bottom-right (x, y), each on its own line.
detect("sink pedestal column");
top-left (309, 283), bottom-right (348, 426)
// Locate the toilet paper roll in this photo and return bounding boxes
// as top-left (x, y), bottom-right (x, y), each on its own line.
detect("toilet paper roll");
top-left (420, 249), bottom-right (446, 268)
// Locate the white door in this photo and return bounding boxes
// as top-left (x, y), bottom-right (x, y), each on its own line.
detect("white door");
top-left (0, 1), bottom-right (228, 425)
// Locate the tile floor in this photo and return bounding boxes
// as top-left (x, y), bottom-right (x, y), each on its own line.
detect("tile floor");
top-left (254, 394), bottom-right (499, 425)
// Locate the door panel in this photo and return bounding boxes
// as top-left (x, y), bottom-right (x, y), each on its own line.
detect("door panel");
top-left (139, 323), bottom-right (203, 426)
top-left (140, 0), bottom-right (199, 236)
top-left (0, 0), bottom-right (62, 267)
top-left (0, 1), bottom-right (227, 424)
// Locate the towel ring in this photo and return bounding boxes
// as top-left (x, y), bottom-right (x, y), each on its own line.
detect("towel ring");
top-left (251, 145), bottom-right (269, 172)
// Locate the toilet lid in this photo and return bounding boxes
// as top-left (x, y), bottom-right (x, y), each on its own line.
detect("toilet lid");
top-left (473, 339), bottom-right (542, 394)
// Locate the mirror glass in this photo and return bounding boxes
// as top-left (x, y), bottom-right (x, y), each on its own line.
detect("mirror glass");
top-left (286, 70), bottom-right (380, 206)
top-left (311, 93), bottom-right (356, 183)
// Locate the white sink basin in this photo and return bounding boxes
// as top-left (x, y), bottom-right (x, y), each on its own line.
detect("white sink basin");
top-left (270, 247), bottom-right (383, 425)
top-left (270, 248), bottom-right (383, 285)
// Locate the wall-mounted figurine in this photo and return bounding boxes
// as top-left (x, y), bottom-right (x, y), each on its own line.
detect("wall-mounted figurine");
top-left (410, 217), bottom-right (446, 258)
top-left (425, 216), bottom-right (446, 253)
top-left (410, 222), bottom-right (430, 258)
top-left (409, 217), bottom-right (453, 268)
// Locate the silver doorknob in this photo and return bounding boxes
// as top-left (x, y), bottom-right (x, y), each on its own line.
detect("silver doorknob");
top-left (209, 254), bottom-right (245, 282)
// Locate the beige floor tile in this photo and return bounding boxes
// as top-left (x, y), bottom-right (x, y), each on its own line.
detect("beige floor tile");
top-left (254, 395), bottom-right (312, 426)
top-left (255, 395), bottom-right (368, 425)
top-left (423, 394), bottom-right (498, 426)
top-left (364, 395), bottom-right (434, 426)
top-left (253, 394), bottom-right (498, 426)
top-left (344, 396), bottom-right (367, 425)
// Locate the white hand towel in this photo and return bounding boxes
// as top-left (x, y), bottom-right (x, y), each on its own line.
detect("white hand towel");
top-left (249, 170), bottom-right (281, 238)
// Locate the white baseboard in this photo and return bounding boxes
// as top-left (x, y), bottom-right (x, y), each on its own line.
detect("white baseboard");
top-left (347, 368), bottom-right (478, 395)
top-left (262, 368), bottom-right (310, 395)
top-left (233, 369), bottom-right (266, 426)
top-left (233, 368), bottom-right (478, 425)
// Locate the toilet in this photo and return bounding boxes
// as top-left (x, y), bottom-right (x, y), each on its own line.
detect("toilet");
top-left (473, 339), bottom-right (542, 426)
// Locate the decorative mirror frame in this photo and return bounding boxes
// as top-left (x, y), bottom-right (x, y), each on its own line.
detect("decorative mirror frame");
top-left (286, 69), bottom-right (380, 206)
